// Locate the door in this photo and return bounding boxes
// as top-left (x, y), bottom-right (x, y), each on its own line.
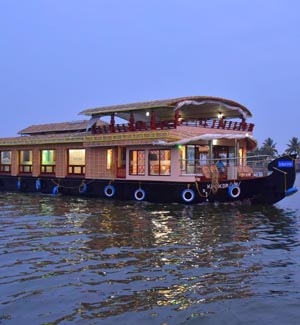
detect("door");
top-left (116, 146), bottom-right (126, 178)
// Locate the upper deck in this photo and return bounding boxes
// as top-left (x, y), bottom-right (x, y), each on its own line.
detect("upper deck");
top-left (0, 96), bottom-right (255, 148)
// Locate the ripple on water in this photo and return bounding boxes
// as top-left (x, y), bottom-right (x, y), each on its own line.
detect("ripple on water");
top-left (0, 191), bottom-right (300, 324)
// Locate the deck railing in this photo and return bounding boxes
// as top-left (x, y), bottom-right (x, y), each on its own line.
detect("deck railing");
top-left (180, 119), bottom-right (254, 132)
top-left (92, 119), bottom-right (254, 134)
top-left (180, 155), bottom-right (270, 179)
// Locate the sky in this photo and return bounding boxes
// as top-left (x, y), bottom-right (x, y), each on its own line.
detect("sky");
top-left (1, 0), bottom-right (300, 154)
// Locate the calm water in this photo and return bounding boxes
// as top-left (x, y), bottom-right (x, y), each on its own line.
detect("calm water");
top-left (1, 176), bottom-right (300, 325)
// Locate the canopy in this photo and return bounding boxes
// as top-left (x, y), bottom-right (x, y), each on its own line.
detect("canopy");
top-left (79, 96), bottom-right (252, 123)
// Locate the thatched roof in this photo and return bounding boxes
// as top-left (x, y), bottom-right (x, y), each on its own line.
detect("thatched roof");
top-left (18, 120), bottom-right (107, 135)
top-left (79, 96), bottom-right (252, 122)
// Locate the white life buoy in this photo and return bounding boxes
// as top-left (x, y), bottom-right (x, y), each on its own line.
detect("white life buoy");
top-left (104, 184), bottom-right (115, 198)
top-left (182, 188), bottom-right (195, 203)
top-left (228, 183), bottom-right (241, 198)
top-left (134, 188), bottom-right (146, 201)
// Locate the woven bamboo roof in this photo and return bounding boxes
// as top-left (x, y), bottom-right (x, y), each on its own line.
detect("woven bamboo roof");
top-left (18, 120), bottom-right (107, 135)
top-left (79, 96), bottom-right (252, 121)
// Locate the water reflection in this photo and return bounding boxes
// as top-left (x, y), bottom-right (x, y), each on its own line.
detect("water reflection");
top-left (0, 192), bottom-right (299, 324)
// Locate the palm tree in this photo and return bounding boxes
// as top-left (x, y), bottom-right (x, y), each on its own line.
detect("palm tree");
top-left (285, 137), bottom-right (300, 156)
top-left (260, 137), bottom-right (278, 157)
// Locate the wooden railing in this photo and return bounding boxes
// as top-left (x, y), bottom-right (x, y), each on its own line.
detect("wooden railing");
top-left (180, 119), bottom-right (254, 132)
top-left (92, 119), bottom-right (254, 134)
top-left (180, 155), bottom-right (269, 178)
top-left (92, 120), bottom-right (176, 134)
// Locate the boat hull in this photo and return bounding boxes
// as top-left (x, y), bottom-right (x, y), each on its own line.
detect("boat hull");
top-left (0, 155), bottom-right (297, 204)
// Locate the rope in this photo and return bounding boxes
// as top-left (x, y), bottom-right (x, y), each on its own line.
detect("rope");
top-left (50, 178), bottom-right (96, 189)
top-left (211, 169), bottom-right (219, 194)
top-left (195, 180), bottom-right (210, 198)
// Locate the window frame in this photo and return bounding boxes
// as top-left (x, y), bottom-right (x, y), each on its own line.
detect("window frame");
top-left (40, 149), bottom-right (56, 174)
top-left (129, 150), bottom-right (145, 175)
top-left (19, 150), bottom-right (32, 174)
top-left (148, 149), bottom-right (171, 176)
top-left (0, 150), bottom-right (12, 173)
top-left (67, 149), bottom-right (86, 176)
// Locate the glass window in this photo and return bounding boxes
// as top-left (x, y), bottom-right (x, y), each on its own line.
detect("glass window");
top-left (107, 149), bottom-right (113, 169)
top-left (118, 147), bottom-right (126, 168)
top-left (20, 150), bottom-right (32, 164)
top-left (198, 145), bottom-right (209, 165)
top-left (149, 149), bottom-right (170, 176)
top-left (1, 151), bottom-right (11, 164)
top-left (42, 150), bottom-right (56, 165)
top-left (68, 149), bottom-right (85, 175)
top-left (0, 151), bottom-right (11, 173)
top-left (19, 150), bottom-right (32, 173)
top-left (179, 145), bottom-right (186, 171)
top-left (41, 150), bottom-right (56, 173)
top-left (186, 145), bottom-right (196, 174)
top-left (129, 150), bottom-right (145, 175)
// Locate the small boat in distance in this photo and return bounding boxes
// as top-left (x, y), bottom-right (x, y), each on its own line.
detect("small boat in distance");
top-left (0, 96), bottom-right (297, 204)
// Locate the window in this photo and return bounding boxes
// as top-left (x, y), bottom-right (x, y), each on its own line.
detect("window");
top-left (118, 147), bottom-right (126, 168)
top-left (180, 145), bottom-right (209, 174)
top-left (117, 147), bottom-right (126, 178)
top-left (149, 149), bottom-right (171, 176)
top-left (19, 150), bottom-right (32, 173)
top-left (41, 150), bottom-right (56, 174)
top-left (213, 145), bottom-right (236, 166)
top-left (179, 145), bottom-right (186, 171)
top-left (107, 149), bottom-right (113, 169)
top-left (129, 150), bottom-right (145, 175)
top-left (186, 145), bottom-right (195, 174)
top-left (0, 151), bottom-right (11, 173)
top-left (68, 149), bottom-right (85, 175)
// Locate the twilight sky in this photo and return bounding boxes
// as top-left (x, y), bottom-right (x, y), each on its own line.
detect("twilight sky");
top-left (1, 0), bottom-right (300, 153)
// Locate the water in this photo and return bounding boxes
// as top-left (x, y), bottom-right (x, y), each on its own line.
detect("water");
top-left (1, 176), bottom-right (300, 325)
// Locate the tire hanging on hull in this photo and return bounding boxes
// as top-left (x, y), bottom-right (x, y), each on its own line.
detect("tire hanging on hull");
top-left (134, 188), bottom-right (146, 201)
top-left (181, 188), bottom-right (195, 203)
top-left (104, 184), bottom-right (116, 198)
top-left (228, 183), bottom-right (241, 198)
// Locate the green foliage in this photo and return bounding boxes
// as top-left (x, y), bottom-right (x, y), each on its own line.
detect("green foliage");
top-left (248, 136), bottom-right (300, 157)
top-left (259, 137), bottom-right (278, 157)
top-left (285, 137), bottom-right (300, 156)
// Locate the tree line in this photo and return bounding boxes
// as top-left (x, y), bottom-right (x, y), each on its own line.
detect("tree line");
top-left (248, 137), bottom-right (300, 157)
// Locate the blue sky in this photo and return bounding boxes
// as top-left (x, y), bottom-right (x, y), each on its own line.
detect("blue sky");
top-left (1, 0), bottom-right (299, 153)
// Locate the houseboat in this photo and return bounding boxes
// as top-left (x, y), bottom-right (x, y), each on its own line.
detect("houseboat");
top-left (0, 96), bottom-right (297, 204)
